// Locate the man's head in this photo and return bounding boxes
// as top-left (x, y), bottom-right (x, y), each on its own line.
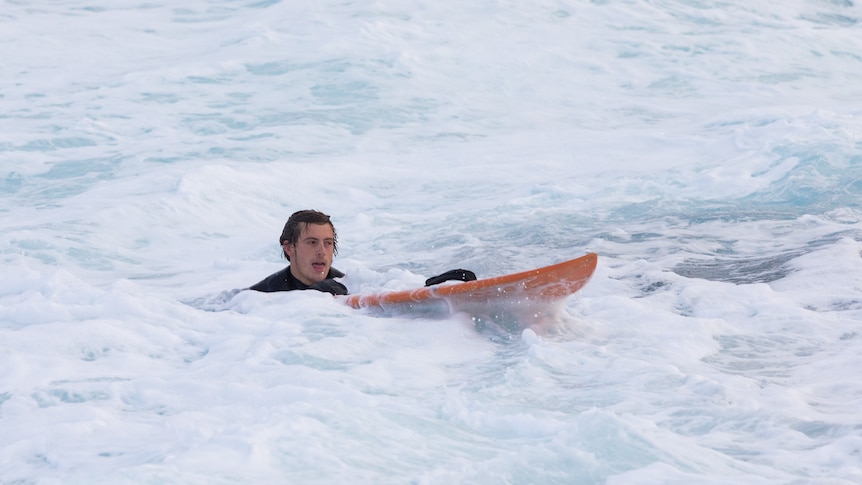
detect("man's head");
top-left (279, 210), bottom-right (338, 286)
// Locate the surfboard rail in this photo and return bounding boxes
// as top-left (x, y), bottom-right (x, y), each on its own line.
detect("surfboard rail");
top-left (341, 253), bottom-right (598, 310)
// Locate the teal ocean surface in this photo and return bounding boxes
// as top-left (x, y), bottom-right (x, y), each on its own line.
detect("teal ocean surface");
top-left (2, 1), bottom-right (861, 483)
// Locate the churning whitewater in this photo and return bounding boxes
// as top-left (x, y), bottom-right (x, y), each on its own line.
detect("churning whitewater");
top-left (1, 1), bottom-right (861, 483)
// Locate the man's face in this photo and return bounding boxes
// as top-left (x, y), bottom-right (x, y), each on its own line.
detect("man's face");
top-left (283, 223), bottom-right (335, 286)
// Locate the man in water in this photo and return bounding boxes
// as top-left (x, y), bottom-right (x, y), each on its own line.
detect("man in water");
top-left (249, 209), bottom-right (348, 295)
top-left (250, 209), bottom-right (476, 297)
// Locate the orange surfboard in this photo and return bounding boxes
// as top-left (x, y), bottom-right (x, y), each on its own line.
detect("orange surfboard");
top-left (341, 253), bottom-right (598, 310)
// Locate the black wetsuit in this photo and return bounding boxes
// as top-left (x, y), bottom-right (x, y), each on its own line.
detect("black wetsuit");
top-left (249, 267), bottom-right (348, 295)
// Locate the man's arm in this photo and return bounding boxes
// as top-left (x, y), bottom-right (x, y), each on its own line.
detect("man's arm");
top-left (309, 279), bottom-right (348, 295)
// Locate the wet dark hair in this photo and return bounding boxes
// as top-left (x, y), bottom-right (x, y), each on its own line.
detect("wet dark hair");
top-left (279, 209), bottom-right (338, 261)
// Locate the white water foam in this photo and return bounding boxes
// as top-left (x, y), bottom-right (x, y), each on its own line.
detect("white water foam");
top-left (2, 0), bottom-right (861, 483)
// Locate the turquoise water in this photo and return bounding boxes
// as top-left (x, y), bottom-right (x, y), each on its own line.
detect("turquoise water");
top-left (2, 1), bottom-right (861, 483)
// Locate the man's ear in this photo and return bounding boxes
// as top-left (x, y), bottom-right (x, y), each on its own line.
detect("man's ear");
top-left (282, 242), bottom-right (294, 261)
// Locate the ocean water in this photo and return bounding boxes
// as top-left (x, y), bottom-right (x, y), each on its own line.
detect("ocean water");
top-left (2, 0), bottom-right (862, 483)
